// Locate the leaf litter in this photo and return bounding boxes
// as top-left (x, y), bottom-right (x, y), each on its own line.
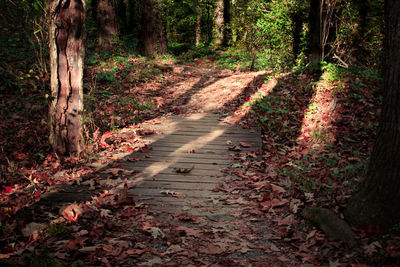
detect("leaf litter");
top-left (1, 59), bottom-right (398, 266)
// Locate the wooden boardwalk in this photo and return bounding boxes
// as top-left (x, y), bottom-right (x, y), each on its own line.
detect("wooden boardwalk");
top-left (126, 113), bottom-right (261, 215)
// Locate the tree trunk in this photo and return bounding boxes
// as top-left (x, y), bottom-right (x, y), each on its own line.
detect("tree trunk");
top-left (310, 0), bottom-right (322, 65)
top-left (345, 0), bottom-right (400, 231)
top-left (354, 0), bottom-right (370, 63)
top-left (91, 0), bottom-right (98, 24)
top-left (116, 0), bottom-right (128, 35)
top-left (98, 0), bottom-right (117, 49)
top-left (138, 0), bottom-right (167, 56)
top-left (195, 0), bottom-right (202, 48)
top-left (48, 0), bottom-right (85, 155)
top-left (222, 0), bottom-right (231, 46)
top-left (213, 0), bottom-right (224, 47)
top-left (154, 0), bottom-right (168, 53)
top-left (127, 0), bottom-right (136, 34)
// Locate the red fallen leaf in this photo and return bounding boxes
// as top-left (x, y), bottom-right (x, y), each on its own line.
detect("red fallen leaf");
top-left (116, 187), bottom-right (134, 205)
top-left (60, 203), bottom-right (84, 222)
top-left (100, 131), bottom-right (112, 145)
top-left (13, 152), bottom-right (27, 160)
top-left (123, 146), bottom-right (136, 152)
top-left (140, 145), bottom-right (152, 153)
top-left (127, 155), bottom-right (140, 162)
top-left (3, 186), bottom-right (13, 194)
top-left (33, 190), bottom-right (41, 200)
top-left (260, 199), bottom-right (289, 211)
top-left (126, 249), bottom-right (146, 255)
top-left (239, 142), bottom-right (252, 148)
top-left (178, 216), bottom-right (198, 222)
top-left (66, 238), bottom-right (85, 251)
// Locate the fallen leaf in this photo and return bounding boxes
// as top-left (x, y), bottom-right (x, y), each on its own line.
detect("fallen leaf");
top-left (66, 238), bottom-right (85, 251)
top-left (271, 183), bottom-right (286, 194)
top-left (100, 209), bottom-right (112, 218)
top-left (176, 226), bottom-right (202, 236)
top-left (239, 142), bottom-right (252, 148)
top-left (160, 190), bottom-right (186, 198)
top-left (21, 222), bottom-right (46, 237)
top-left (140, 145), bottom-right (152, 153)
top-left (163, 244), bottom-right (184, 255)
top-left (199, 243), bottom-right (225, 255)
top-left (174, 165), bottom-right (194, 174)
top-left (60, 202), bottom-right (84, 222)
top-left (150, 227), bottom-right (164, 238)
top-left (260, 199), bottom-right (289, 211)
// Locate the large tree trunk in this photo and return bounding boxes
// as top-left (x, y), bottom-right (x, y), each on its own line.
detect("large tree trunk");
top-left (97, 0), bottom-right (117, 49)
top-left (154, 0), bottom-right (168, 53)
top-left (345, 0), bottom-right (400, 230)
top-left (49, 0), bottom-right (85, 155)
top-left (138, 0), bottom-right (167, 56)
top-left (195, 0), bottom-right (202, 48)
top-left (213, 0), bottom-right (224, 47)
top-left (309, 0), bottom-right (322, 65)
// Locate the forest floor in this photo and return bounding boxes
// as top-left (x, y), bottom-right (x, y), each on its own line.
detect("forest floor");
top-left (1, 53), bottom-right (400, 266)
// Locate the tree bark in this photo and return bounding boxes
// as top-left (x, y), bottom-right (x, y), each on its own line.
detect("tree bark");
top-left (292, 7), bottom-right (303, 61)
top-left (97, 0), bottom-right (117, 49)
top-left (310, 0), bottom-right (322, 65)
top-left (138, 0), bottom-right (167, 56)
top-left (49, 0), bottom-right (85, 155)
top-left (116, 0), bottom-right (128, 35)
top-left (195, 0), bottom-right (202, 48)
top-left (127, 0), bottom-right (136, 34)
top-left (222, 0), bottom-right (231, 46)
top-left (213, 0), bottom-right (224, 47)
top-left (345, 0), bottom-right (400, 230)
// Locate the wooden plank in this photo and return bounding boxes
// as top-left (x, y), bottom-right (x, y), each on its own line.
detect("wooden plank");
top-left (129, 150), bottom-right (233, 159)
top-left (131, 188), bottom-right (223, 198)
top-left (139, 145), bottom-right (255, 153)
top-left (143, 135), bottom-right (260, 143)
top-left (134, 181), bottom-right (218, 191)
top-left (132, 156), bottom-right (230, 165)
top-left (129, 173), bottom-right (224, 183)
top-left (123, 161), bottom-right (226, 171)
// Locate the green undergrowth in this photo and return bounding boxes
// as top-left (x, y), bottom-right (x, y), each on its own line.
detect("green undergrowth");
top-left (251, 65), bottom-right (382, 199)
top-left (174, 43), bottom-right (291, 71)
top-left (83, 46), bottom-right (166, 136)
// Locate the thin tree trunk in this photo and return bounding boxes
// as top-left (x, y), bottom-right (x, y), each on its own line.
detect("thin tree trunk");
top-left (222, 0), bottom-right (231, 46)
top-left (49, 0), bottom-right (85, 155)
top-left (213, 0), bottom-right (224, 47)
top-left (195, 0), bottom-right (202, 47)
top-left (91, 0), bottom-right (98, 24)
top-left (127, 0), bottom-right (136, 34)
top-left (98, 0), bottom-right (117, 49)
top-left (116, 0), bottom-right (128, 35)
top-left (345, 0), bottom-right (400, 230)
top-left (310, 0), bottom-right (322, 65)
